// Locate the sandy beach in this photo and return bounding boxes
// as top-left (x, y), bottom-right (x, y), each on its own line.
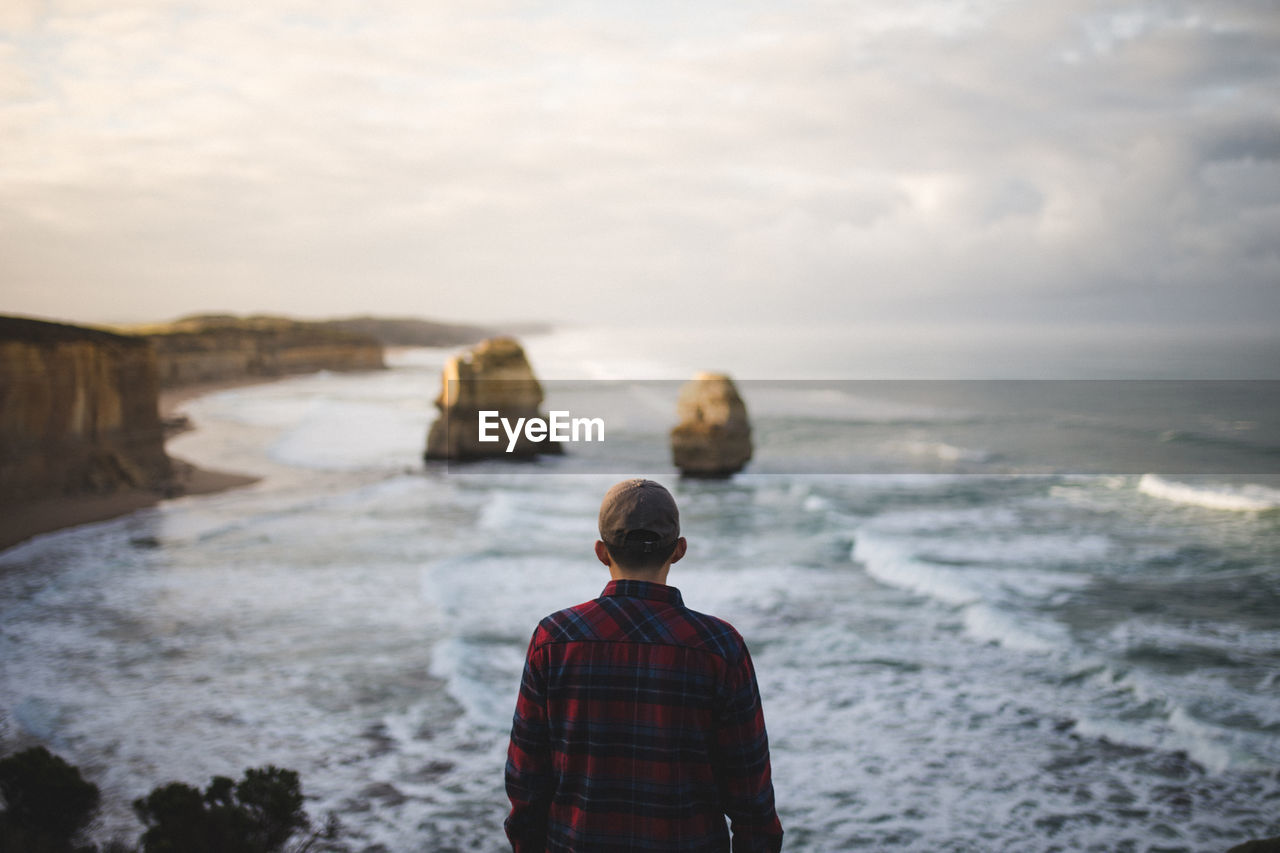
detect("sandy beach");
top-left (0, 380), bottom-right (267, 553)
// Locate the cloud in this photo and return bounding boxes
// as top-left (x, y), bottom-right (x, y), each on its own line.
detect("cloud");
top-left (0, 0), bottom-right (1277, 331)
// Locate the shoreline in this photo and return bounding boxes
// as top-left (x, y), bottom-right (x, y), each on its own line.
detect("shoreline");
top-left (0, 381), bottom-right (267, 553)
top-left (158, 375), bottom-right (291, 419)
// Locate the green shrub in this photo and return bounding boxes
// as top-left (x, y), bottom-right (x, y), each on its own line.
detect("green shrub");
top-left (133, 766), bottom-right (311, 853)
top-left (0, 749), bottom-right (338, 853)
top-left (0, 746), bottom-right (101, 852)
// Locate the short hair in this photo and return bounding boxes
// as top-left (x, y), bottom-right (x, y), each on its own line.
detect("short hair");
top-left (605, 531), bottom-right (678, 572)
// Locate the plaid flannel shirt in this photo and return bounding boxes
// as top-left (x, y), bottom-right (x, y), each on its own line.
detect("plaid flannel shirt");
top-left (505, 579), bottom-right (783, 852)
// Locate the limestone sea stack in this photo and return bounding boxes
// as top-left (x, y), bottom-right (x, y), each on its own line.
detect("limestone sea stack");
top-left (423, 337), bottom-right (562, 461)
top-left (670, 372), bottom-right (752, 478)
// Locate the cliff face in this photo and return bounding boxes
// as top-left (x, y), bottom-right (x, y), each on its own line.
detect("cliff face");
top-left (0, 317), bottom-right (171, 502)
top-left (127, 315), bottom-right (386, 388)
top-left (318, 316), bottom-right (495, 348)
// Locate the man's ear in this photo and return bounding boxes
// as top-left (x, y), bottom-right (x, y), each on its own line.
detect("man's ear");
top-left (669, 537), bottom-right (687, 565)
top-left (594, 540), bottom-right (612, 567)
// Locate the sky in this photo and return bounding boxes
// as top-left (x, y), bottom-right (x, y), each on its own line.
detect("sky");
top-left (1, 0), bottom-right (1277, 339)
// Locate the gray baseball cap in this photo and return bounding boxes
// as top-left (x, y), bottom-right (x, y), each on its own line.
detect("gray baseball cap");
top-left (598, 479), bottom-right (680, 552)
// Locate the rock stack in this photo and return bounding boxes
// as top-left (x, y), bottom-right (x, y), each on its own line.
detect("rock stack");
top-left (423, 337), bottom-right (562, 461)
top-left (670, 372), bottom-right (752, 477)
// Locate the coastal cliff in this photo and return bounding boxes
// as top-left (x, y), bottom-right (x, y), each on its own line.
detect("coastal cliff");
top-left (0, 317), bottom-right (171, 504)
top-left (124, 315), bottom-right (386, 388)
top-left (317, 316), bottom-right (552, 348)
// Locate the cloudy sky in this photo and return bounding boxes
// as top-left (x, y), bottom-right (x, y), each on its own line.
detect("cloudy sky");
top-left (1, 0), bottom-right (1277, 336)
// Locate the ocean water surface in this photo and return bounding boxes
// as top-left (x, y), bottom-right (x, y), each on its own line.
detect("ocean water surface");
top-left (1, 328), bottom-right (1278, 851)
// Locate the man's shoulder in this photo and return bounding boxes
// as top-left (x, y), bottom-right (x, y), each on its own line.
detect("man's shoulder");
top-left (533, 597), bottom-right (601, 641)
top-left (532, 595), bottom-right (748, 662)
top-left (670, 603), bottom-right (747, 657)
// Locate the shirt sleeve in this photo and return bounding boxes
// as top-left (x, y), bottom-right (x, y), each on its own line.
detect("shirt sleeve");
top-left (713, 637), bottom-right (784, 853)
top-left (505, 630), bottom-right (554, 853)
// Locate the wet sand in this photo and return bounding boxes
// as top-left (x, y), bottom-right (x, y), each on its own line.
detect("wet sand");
top-left (0, 381), bottom-right (267, 552)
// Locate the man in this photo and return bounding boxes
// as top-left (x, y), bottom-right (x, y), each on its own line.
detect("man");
top-left (505, 478), bottom-right (783, 852)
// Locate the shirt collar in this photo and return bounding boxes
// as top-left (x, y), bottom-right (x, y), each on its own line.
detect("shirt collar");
top-left (601, 579), bottom-right (684, 607)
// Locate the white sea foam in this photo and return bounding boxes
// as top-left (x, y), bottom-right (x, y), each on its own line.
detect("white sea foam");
top-left (422, 554), bottom-right (598, 641)
top-left (428, 636), bottom-right (525, 732)
top-left (853, 521), bottom-right (1089, 654)
top-left (1072, 701), bottom-right (1271, 775)
top-left (1069, 712), bottom-right (1233, 775)
top-left (268, 399), bottom-right (428, 470)
top-left (1061, 658), bottom-right (1280, 773)
top-left (802, 494), bottom-right (830, 512)
top-left (900, 439), bottom-right (994, 463)
top-left (1138, 473), bottom-right (1280, 512)
top-left (962, 604), bottom-right (1064, 653)
top-left (1097, 621), bottom-right (1280, 733)
top-left (856, 505), bottom-right (1022, 534)
top-left (1164, 706), bottom-right (1264, 774)
top-left (1105, 618), bottom-right (1280, 660)
top-left (853, 514), bottom-right (1095, 595)
top-left (853, 533), bottom-right (980, 606)
top-left (914, 533), bottom-right (1110, 570)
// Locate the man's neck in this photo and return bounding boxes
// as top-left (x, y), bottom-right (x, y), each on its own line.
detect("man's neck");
top-left (608, 565), bottom-right (670, 586)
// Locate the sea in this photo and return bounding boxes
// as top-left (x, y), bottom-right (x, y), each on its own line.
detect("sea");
top-left (1, 324), bottom-right (1278, 852)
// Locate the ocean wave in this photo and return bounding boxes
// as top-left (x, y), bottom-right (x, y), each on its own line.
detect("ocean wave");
top-left (1062, 659), bottom-right (1280, 773)
top-left (899, 440), bottom-right (994, 463)
top-left (851, 531), bottom-right (1078, 654)
top-left (1137, 474), bottom-right (1280, 512)
top-left (853, 533), bottom-right (981, 606)
top-left (267, 399), bottom-right (428, 471)
top-left (1072, 694), bottom-right (1276, 775)
top-left (1069, 712), bottom-right (1238, 776)
top-left (1106, 618), bottom-right (1280, 661)
top-left (962, 603), bottom-right (1065, 653)
top-left (1155, 426), bottom-right (1280, 460)
top-left (915, 533), bottom-right (1110, 571)
top-left (857, 505), bottom-right (1022, 534)
top-left (427, 635), bottom-right (524, 732)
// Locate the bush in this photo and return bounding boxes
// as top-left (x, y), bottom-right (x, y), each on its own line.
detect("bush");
top-left (133, 766), bottom-right (312, 853)
top-left (0, 746), bottom-right (101, 852)
top-left (0, 749), bottom-right (338, 853)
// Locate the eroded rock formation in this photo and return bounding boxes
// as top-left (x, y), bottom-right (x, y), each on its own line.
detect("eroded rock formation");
top-left (0, 317), bottom-right (171, 502)
top-left (125, 315), bottom-right (385, 388)
top-left (423, 337), bottom-right (561, 461)
top-left (670, 372), bottom-right (752, 478)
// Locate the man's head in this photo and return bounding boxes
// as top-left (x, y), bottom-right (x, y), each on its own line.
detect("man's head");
top-left (595, 478), bottom-right (686, 576)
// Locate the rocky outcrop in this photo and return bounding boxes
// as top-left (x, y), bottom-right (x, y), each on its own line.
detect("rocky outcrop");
top-left (125, 315), bottom-right (385, 388)
top-left (670, 372), bottom-right (752, 478)
top-left (0, 317), bottom-right (171, 502)
top-left (423, 337), bottom-right (562, 461)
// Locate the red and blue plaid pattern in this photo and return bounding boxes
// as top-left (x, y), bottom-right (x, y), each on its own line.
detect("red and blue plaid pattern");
top-left (506, 579), bottom-right (783, 852)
